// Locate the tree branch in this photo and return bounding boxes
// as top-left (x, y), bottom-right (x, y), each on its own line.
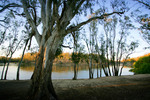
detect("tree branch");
top-left (73, 0), bottom-right (85, 15)
top-left (46, 0), bottom-right (52, 28)
top-left (61, 45), bottom-right (73, 49)
top-left (8, 8), bottom-right (26, 17)
top-left (59, 1), bottom-right (75, 28)
top-left (39, 0), bottom-right (46, 25)
top-left (66, 11), bottom-right (124, 34)
top-left (0, 3), bottom-right (21, 13)
top-left (0, 19), bottom-right (5, 23)
top-left (21, 0), bottom-right (41, 46)
top-left (52, 2), bottom-right (59, 25)
top-left (134, 0), bottom-right (150, 9)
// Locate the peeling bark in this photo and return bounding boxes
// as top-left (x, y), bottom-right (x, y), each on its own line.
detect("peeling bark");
top-left (27, 30), bottom-right (62, 100)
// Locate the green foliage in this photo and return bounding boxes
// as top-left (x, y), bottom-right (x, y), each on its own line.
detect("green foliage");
top-left (71, 52), bottom-right (82, 64)
top-left (55, 46), bottom-right (62, 58)
top-left (0, 56), bottom-right (7, 63)
top-left (130, 56), bottom-right (150, 74)
top-left (92, 54), bottom-right (99, 63)
top-left (81, 53), bottom-right (89, 64)
top-left (0, 56), bottom-right (20, 63)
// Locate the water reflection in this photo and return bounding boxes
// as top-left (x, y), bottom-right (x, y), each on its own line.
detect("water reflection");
top-left (0, 63), bottom-right (133, 80)
top-left (20, 65), bottom-right (34, 72)
top-left (52, 65), bottom-right (89, 72)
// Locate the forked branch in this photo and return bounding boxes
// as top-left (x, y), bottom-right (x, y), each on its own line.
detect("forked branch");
top-left (66, 11), bottom-right (124, 34)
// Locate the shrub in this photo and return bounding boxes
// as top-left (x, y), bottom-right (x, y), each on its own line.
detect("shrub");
top-left (130, 56), bottom-right (150, 74)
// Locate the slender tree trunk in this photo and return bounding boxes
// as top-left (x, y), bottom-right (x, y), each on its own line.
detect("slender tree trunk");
top-left (4, 39), bottom-right (21, 80)
top-left (107, 62), bottom-right (111, 76)
top-left (89, 66), bottom-right (91, 79)
top-left (105, 27), bottom-right (111, 76)
top-left (4, 54), bottom-right (13, 80)
top-left (89, 55), bottom-right (93, 79)
top-left (112, 61), bottom-right (116, 76)
top-left (30, 55), bottom-right (38, 80)
top-left (92, 64), bottom-right (94, 78)
top-left (115, 67), bottom-right (118, 76)
top-left (103, 64), bottom-right (109, 76)
top-left (16, 39), bottom-right (29, 80)
top-left (119, 61), bottom-right (126, 76)
top-left (119, 53), bottom-right (132, 76)
top-left (73, 63), bottom-right (77, 80)
top-left (98, 58), bottom-right (108, 77)
top-left (119, 66), bottom-right (123, 76)
top-left (112, 64), bottom-right (114, 76)
top-left (77, 64), bottom-right (79, 77)
top-left (1, 62), bottom-right (6, 80)
top-left (100, 63), bottom-right (102, 77)
top-left (97, 63), bottom-right (99, 78)
top-left (106, 49), bottom-right (111, 76)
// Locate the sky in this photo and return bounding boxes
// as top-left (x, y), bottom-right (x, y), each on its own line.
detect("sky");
top-left (64, 0), bottom-right (150, 58)
top-left (63, 0), bottom-right (150, 58)
top-left (0, 0), bottom-right (149, 58)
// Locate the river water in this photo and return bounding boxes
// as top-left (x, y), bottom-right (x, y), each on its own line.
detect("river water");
top-left (0, 63), bottom-right (133, 80)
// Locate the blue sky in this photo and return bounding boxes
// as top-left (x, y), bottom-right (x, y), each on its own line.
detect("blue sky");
top-left (62, 0), bottom-right (150, 58)
top-left (0, 0), bottom-right (149, 58)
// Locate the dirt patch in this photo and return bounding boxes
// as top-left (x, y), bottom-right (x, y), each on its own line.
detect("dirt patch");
top-left (0, 74), bottom-right (150, 100)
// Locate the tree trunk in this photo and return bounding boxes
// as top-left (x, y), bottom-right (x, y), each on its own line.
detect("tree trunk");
top-left (27, 30), bottom-right (62, 100)
top-left (112, 63), bottom-right (116, 76)
top-left (1, 62), bottom-right (6, 80)
top-left (97, 63), bottom-right (99, 78)
top-left (89, 55), bottom-right (93, 79)
top-left (119, 61), bottom-right (126, 76)
top-left (76, 64), bottom-right (79, 78)
top-left (102, 64), bottom-right (109, 76)
top-left (73, 63), bottom-right (77, 80)
top-left (100, 64), bottom-right (102, 77)
top-left (115, 67), bottom-right (119, 76)
top-left (107, 64), bottom-right (111, 76)
top-left (4, 54), bottom-right (13, 80)
top-left (27, 45), bottom-right (58, 100)
top-left (98, 58), bottom-right (108, 77)
top-left (16, 39), bottom-right (28, 80)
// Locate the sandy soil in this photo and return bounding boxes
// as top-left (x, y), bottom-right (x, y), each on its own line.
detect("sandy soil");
top-left (0, 74), bottom-right (150, 100)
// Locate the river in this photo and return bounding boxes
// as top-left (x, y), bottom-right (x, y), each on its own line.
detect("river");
top-left (0, 63), bottom-right (133, 80)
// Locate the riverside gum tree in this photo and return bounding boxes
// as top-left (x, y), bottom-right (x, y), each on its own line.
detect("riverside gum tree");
top-left (84, 18), bottom-right (98, 79)
top-left (71, 30), bottom-right (83, 80)
top-left (0, 0), bottom-right (124, 100)
top-left (0, 11), bottom-right (23, 80)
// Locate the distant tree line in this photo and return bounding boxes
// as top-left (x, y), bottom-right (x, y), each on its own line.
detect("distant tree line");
top-left (0, 56), bottom-right (20, 63)
top-left (0, 53), bottom-right (37, 64)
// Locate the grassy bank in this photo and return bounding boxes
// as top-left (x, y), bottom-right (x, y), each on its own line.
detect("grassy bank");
top-left (0, 74), bottom-right (150, 100)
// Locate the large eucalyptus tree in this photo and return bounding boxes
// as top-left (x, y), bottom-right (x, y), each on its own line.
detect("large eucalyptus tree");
top-left (0, 0), bottom-right (124, 100)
